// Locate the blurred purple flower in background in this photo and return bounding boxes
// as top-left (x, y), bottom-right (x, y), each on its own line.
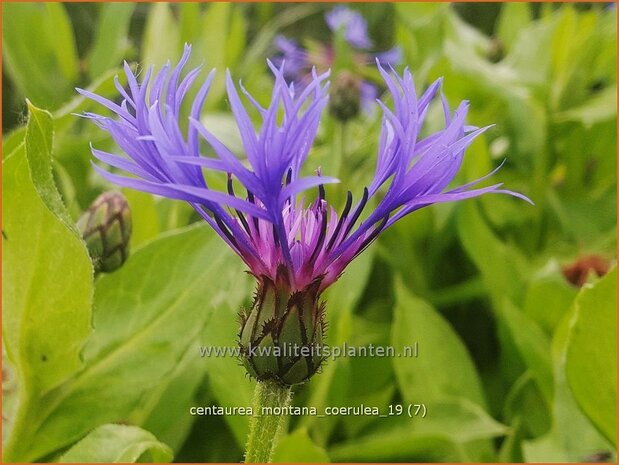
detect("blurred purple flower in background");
top-left (325, 5), bottom-right (373, 49)
top-left (272, 6), bottom-right (401, 118)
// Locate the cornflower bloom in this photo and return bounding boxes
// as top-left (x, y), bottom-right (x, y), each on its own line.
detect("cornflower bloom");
top-left (78, 45), bottom-right (530, 386)
top-left (273, 6), bottom-right (401, 119)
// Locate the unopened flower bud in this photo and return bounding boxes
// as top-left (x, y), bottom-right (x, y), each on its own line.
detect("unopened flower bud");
top-left (77, 191), bottom-right (132, 273)
top-left (239, 266), bottom-right (326, 386)
top-left (329, 70), bottom-right (361, 122)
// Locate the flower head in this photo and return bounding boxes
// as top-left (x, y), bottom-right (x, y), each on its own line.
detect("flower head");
top-left (79, 43), bottom-right (530, 292)
top-left (79, 45), bottom-right (531, 384)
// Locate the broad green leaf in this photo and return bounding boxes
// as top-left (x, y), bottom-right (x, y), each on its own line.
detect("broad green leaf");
top-left (139, 344), bottom-right (209, 453)
top-left (524, 298), bottom-right (614, 461)
top-left (226, 6), bottom-right (247, 71)
top-left (2, 105), bottom-right (93, 461)
top-left (122, 189), bottom-right (160, 248)
top-left (555, 85), bottom-right (617, 127)
top-left (499, 300), bottom-right (554, 404)
top-left (416, 398), bottom-right (508, 442)
top-left (200, 276), bottom-right (254, 447)
top-left (503, 371), bottom-right (551, 438)
top-left (179, 3), bottom-right (201, 45)
top-left (329, 399), bottom-right (506, 462)
top-left (44, 3), bottom-right (79, 84)
top-left (392, 281), bottom-right (486, 406)
top-left (496, 3), bottom-right (532, 52)
top-left (339, 312), bottom-right (395, 437)
top-left (331, 434), bottom-right (464, 462)
top-left (504, 14), bottom-right (557, 85)
top-left (565, 267), bottom-right (617, 445)
top-left (201, 3), bottom-right (246, 105)
top-left (2, 127), bottom-right (26, 160)
top-left (2, 3), bottom-right (76, 108)
top-left (60, 424), bottom-right (173, 463)
top-left (130, 253), bottom-right (248, 453)
top-left (88, 3), bottom-right (136, 78)
top-left (523, 262), bottom-right (578, 335)
top-left (498, 416), bottom-right (525, 462)
top-left (273, 428), bottom-right (330, 463)
top-left (142, 3), bottom-right (180, 69)
top-left (8, 225), bottom-right (245, 461)
top-left (457, 201), bottom-right (528, 307)
top-left (24, 102), bottom-right (76, 228)
top-left (299, 249), bottom-right (374, 443)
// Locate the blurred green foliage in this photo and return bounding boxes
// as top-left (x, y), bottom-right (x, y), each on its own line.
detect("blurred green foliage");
top-left (2, 3), bottom-right (616, 463)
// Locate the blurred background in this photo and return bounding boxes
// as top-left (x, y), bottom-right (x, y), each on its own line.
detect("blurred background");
top-left (2, 2), bottom-right (617, 463)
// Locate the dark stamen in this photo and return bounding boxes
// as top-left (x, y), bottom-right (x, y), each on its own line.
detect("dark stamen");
top-left (272, 224), bottom-right (280, 247)
top-left (227, 173), bottom-right (251, 234)
top-left (284, 168), bottom-right (294, 205)
top-left (356, 215), bottom-right (388, 255)
top-left (309, 201), bottom-right (328, 263)
top-left (214, 215), bottom-right (239, 249)
top-left (342, 187), bottom-right (369, 240)
top-left (247, 190), bottom-right (260, 235)
top-left (326, 190), bottom-right (353, 251)
top-left (285, 168), bottom-right (292, 186)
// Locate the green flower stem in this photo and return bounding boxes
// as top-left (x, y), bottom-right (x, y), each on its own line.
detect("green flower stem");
top-left (244, 380), bottom-right (292, 463)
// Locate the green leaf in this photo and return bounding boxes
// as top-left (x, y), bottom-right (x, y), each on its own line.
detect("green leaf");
top-left (139, 344), bottom-right (210, 453)
top-left (503, 371), bottom-right (551, 438)
top-left (200, 275), bottom-right (254, 447)
top-left (179, 3), bottom-right (201, 45)
top-left (24, 102), bottom-right (76, 228)
top-left (499, 300), bottom-right (554, 405)
top-left (565, 267), bottom-right (617, 445)
top-left (329, 399), bottom-right (506, 462)
top-left (2, 127), bottom-right (26, 160)
top-left (2, 3), bottom-right (77, 108)
top-left (555, 85), bottom-right (617, 127)
top-left (392, 281), bottom-right (486, 406)
top-left (331, 434), bottom-right (463, 462)
top-left (298, 249), bottom-right (374, 443)
top-left (8, 225), bottom-right (246, 461)
top-left (59, 424), bottom-right (173, 463)
top-left (142, 4), bottom-right (180, 69)
top-left (273, 428), bottom-right (330, 463)
top-left (201, 3), bottom-right (246, 105)
top-left (88, 3), bottom-right (136, 78)
top-left (43, 3), bottom-right (79, 84)
top-left (457, 201), bottom-right (528, 307)
top-left (523, 262), bottom-right (578, 335)
top-left (122, 189), bottom-right (160, 248)
top-left (2, 104), bottom-right (93, 461)
top-left (496, 3), bottom-right (532, 52)
top-left (523, 296), bottom-right (614, 461)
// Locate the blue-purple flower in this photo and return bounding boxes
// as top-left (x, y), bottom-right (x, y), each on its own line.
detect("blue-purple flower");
top-left (79, 43), bottom-right (531, 291)
top-left (78, 44), bottom-right (530, 384)
top-left (272, 6), bottom-right (401, 117)
top-left (325, 5), bottom-right (373, 49)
